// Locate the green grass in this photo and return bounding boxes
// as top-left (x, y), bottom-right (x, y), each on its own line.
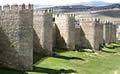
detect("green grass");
top-left (1, 42), bottom-right (120, 74)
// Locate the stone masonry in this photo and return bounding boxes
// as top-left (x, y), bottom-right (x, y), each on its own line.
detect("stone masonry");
top-left (103, 21), bottom-right (113, 44)
top-left (52, 22), bottom-right (57, 48)
top-left (0, 4), bottom-right (117, 71)
top-left (75, 22), bottom-right (82, 48)
top-left (104, 22), bottom-right (116, 44)
top-left (77, 18), bottom-right (103, 49)
top-left (54, 14), bottom-right (75, 50)
top-left (116, 23), bottom-right (120, 40)
top-left (0, 4), bottom-right (33, 71)
top-left (33, 9), bottom-right (53, 56)
top-left (111, 24), bottom-right (116, 42)
top-left (116, 22), bottom-right (120, 40)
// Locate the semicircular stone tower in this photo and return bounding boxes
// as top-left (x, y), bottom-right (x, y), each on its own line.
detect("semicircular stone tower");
top-left (33, 9), bottom-right (53, 56)
top-left (54, 14), bottom-right (75, 50)
top-left (0, 4), bottom-right (33, 71)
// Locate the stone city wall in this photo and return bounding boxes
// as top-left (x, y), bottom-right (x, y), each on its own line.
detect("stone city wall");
top-left (54, 14), bottom-right (75, 50)
top-left (0, 5), bottom-right (117, 71)
top-left (0, 4), bottom-right (33, 71)
top-left (77, 18), bottom-right (103, 49)
top-left (111, 24), bottom-right (117, 42)
top-left (33, 9), bottom-right (53, 56)
top-left (103, 21), bottom-right (114, 44)
top-left (75, 23), bottom-right (82, 48)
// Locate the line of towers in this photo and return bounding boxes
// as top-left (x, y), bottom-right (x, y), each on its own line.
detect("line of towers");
top-left (0, 4), bottom-right (117, 71)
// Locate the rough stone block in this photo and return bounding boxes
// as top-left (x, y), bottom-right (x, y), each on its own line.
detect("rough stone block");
top-left (33, 9), bottom-right (53, 56)
top-left (0, 4), bottom-right (33, 71)
top-left (54, 14), bottom-right (75, 50)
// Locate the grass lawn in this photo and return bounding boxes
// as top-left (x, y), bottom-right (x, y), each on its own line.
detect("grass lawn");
top-left (1, 42), bottom-right (120, 74)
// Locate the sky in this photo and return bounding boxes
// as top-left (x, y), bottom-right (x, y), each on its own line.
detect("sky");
top-left (0, 0), bottom-right (120, 6)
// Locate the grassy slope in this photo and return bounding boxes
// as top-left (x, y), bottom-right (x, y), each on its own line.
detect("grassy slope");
top-left (1, 42), bottom-right (120, 74)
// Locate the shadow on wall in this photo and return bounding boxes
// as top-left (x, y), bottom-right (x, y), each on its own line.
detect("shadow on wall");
top-left (55, 25), bottom-right (67, 49)
top-left (0, 67), bottom-right (25, 74)
top-left (33, 29), bottom-right (42, 54)
top-left (0, 27), bottom-right (12, 64)
top-left (79, 26), bottom-right (92, 49)
top-left (52, 23), bottom-right (57, 48)
top-left (0, 27), bottom-right (21, 69)
top-left (94, 22), bottom-right (104, 50)
top-left (33, 28), bottom-right (52, 56)
top-left (33, 53), bottom-right (48, 64)
top-left (0, 27), bottom-right (11, 53)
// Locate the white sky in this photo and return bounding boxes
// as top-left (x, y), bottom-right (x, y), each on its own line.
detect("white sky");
top-left (0, 0), bottom-right (120, 5)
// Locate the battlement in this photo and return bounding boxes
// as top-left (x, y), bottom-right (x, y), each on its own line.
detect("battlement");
top-left (54, 13), bottom-right (75, 18)
top-left (0, 4), bottom-right (33, 11)
top-left (34, 9), bottom-right (53, 14)
top-left (112, 22), bottom-right (117, 25)
top-left (79, 18), bottom-right (101, 22)
top-left (102, 20), bottom-right (113, 25)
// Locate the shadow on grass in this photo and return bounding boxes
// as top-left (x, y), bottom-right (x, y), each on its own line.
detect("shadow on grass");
top-left (33, 53), bottom-right (48, 64)
top-left (113, 46), bottom-right (120, 49)
top-left (75, 49), bottom-right (86, 52)
top-left (0, 67), bottom-right (25, 74)
top-left (53, 48), bottom-right (85, 61)
top-left (75, 49), bottom-right (95, 53)
top-left (105, 44), bottom-right (120, 49)
top-left (53, 48), bottom-right (70, 53)
top-left (114, 41), bottom-right (120, 45)
top-left (53, 55), bottom-right (85, 61)
top-left (33, 66), bottom-right (77, 74)
top-left (101, 50), bottom-right (117, 53)
top-left (105, 46), bottom-right (115, 49)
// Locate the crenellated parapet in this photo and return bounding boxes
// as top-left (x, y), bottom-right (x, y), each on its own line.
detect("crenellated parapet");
top-left (101, 20), bottom-right (115, 25)
top-left (104, 20), bottom-right (111, 24)
top-left (79, 18), bottom-right (101, 23)
top-left (54, 13), bottom-right (75, 18)
top-left (0, 4), bottom-right (33, 11)
top-left (77, 18), bottom-right (104, 28)
top-left (34, 9), bottom-right (53, 15)
top-left (3, 4), bottom-right (10, 10)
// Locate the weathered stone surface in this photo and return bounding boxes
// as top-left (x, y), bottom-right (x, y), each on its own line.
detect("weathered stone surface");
top-left (103, 22), bottom-right (110, 43)
top-left (33, 9), bottom-right (53, 56)
top-left (103, 22), bottom-right (116, 44)
top-left (116, 23), bottom-right (120, 40)
top-left (0, 5), bottom-right (117, 71)
top-left (0, 4), bottom-right (33, 71)
top-left (111, 24), bottom-right (117, 42)
top-left (77, 18), bottom-right (103, 49)
top-left (75, 24), bottom-right (81, 48)
top-left (54, 14), bottom-right (75, 50)
top-left (52, 23), bottom-right (57, 48)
